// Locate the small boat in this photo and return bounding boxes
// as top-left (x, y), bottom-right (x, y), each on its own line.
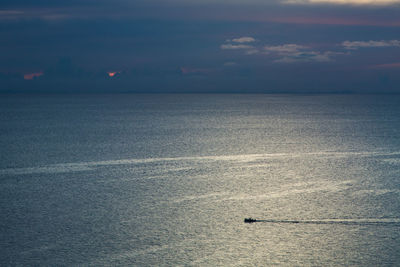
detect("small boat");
top-left (244, 218), bottom-right (257, 223)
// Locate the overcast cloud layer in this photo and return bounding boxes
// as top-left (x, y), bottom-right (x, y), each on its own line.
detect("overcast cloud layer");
top-left (0, 0), bottom-right (399, 93)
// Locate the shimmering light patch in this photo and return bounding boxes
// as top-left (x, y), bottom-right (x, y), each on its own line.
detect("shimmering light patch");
top-left (23, 72), bottom-right (43, 80)
top-left (286, 0), bottom-right (400, 5)
top-left (2, 151), bottom-right (399, 176)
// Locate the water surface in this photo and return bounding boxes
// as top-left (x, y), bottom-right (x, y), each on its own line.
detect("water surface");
top-left (1, 94), bottom-right (400, 266)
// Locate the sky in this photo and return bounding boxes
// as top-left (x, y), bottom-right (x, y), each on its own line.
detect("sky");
top-left (0, 0), bottom-right (399, 93)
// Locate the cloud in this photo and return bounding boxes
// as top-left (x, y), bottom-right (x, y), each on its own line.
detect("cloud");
top-left (23, 72), bottom-right (43, 80)
top-left (265, 16), bottom-right (400, 27)
top-left (245, 49), bottom-right (259, 55)
top-left (0, 8), bottom-right (72, 21)
top-left (370, 62), bottom-right (400, 68)
top-left (222, 37), bottom-right (346, 63)
top-left (220, 44), bottom-right (254, 50)
top-left (231, 37), bottom-right (256, 43)
top-left (107, 71), bottom-right (121, 77)
top-left (180, 67), bottom-right (213, 75)
top-left (264, 44), bottom-right (307, 54)
top-left (223, 62), bottom-right (238, 66)
top-left (220, 37), bottom-right (257, 55)
top-left (263, 44), bottom-right (338, 63)
top-left (342, 40), bottom-right (400, 49)
top-left (0, 10), bottom-right (24, 16)
top-left (274, 51), bottom-right (335, 63)
top-left (0, 10), bottom-right (25, 20)
top-left (284, 0), bottom-right (400, 5)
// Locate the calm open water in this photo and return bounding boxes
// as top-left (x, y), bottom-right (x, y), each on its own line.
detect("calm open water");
top-left (1, 94), bottom-right (400, 266)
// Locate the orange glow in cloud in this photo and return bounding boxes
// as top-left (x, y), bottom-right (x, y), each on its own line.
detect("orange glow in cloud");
top-left (107, 71), bottom-right (120, 77)
top-left (24, 72), bottom-right (43, 80)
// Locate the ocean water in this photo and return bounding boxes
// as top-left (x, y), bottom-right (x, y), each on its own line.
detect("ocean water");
top-left (1, 94), bottom-right (400, 266)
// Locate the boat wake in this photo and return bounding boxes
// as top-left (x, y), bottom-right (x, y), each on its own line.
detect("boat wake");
top-left (245, 218), bottom-right (400, 226)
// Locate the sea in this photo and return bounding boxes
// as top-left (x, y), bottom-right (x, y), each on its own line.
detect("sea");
top-left (1, 94), bottom-right (400, 266)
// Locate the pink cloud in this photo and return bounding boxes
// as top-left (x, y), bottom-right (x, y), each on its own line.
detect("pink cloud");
top-left (185, 7), bottom-right (400, 27)
top-left (107, 71), bottom-right (120, 77)
top-left (266, 16), bottom-right (400, 27)
top-left (24, 72), bottom-right (43, 80)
